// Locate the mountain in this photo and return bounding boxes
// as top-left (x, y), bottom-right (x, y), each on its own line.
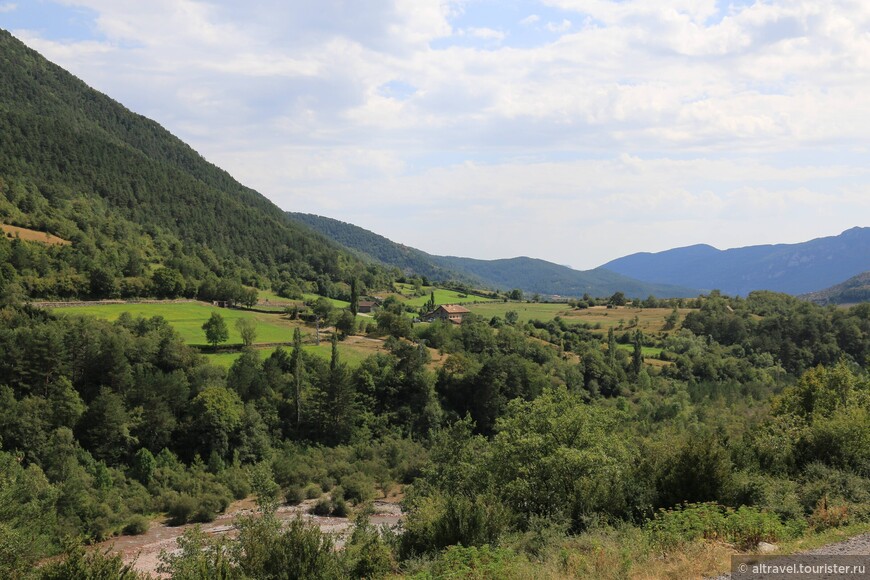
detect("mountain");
top-left (0, 29), bottom-right (383, 300)
top-left (601, 227), bottom-right (870, 296)
top-left (801, 272), bottom-right (870, 306)
top-left (288, 213), bottom-right (698, 298)
top-left (435, 255), bottom-right (698, 298)
top-left (288, 212), bottom-right (476, 284)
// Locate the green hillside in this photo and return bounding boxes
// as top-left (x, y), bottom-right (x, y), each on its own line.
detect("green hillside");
top-left (291, 211), bottom-right (698, 298)
top-left (801, 271), bottom-right (870, 305)
top-left (288, 212), bottom-right (478, 284)
top-left (0, 29), bottom-right (392, 302)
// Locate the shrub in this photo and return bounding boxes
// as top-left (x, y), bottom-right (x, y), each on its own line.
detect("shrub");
top-left (304, 483), bottom-right (323, 500)
top-left (646, 503), bottom-right (793, 553)
top-left (808, 497), bottom-right (850, 531)
top-left (341, 472), bottom-right (376, 504)
top-left (646, 503), bottom-right (726, 552)
top-left (167, 494), bottom-right (197, 526)
top-left (400, 492), bottom-right (511, 559)
top-left (725, 506), bottom-right (790, 550)
top-left (122, 515), bottom-right (150, 536)
top-left (799, 463), bottom-right (870, 513)
top-left (284, 485), bottom-right (303, 505)
top-left (424, 545), bottom-right (524, 580)
top-left (234, 515), bottom-right (344, 579)
top-left (311, 498), bottom-right (332, 517)
top-left (219, 466), bottom-right (251, 500)
top-left (331, 497), bottom-right (348, 518)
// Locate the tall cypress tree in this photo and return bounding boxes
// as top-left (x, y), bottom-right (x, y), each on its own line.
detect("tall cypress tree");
top-left (291, 327), bottom-right (303, 428)
top-left (632, 330), bottom-right (644, 376)
top-left (350, 278), bottom-right (359, 316)
top-left (607, 327), bottom-right (616, 370)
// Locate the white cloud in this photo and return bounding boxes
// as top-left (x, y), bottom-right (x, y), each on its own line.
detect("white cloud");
top-left (462, 27), bottom-right (506, 41)
top-left (0, 3), bottom-right (17, 13)
top-left (545, 19), bottom-right (572, 33)
top-left (12, 0), bottom-right (870, 269)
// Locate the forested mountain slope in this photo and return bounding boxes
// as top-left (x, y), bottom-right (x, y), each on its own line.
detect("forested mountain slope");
top-left (602, 227), bottom-right (870, 296)
top-left (802, 271), bottom-right (870, 305)
top-left (288, 212), bottom-right (476, 285)
top-left (0, 29), bottom-right (390, 301)
top-left (289, 212), bottom-right (698, 297)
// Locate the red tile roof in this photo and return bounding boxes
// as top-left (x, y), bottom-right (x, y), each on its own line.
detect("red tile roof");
top-left (437, 304), bottom-right (470, 314)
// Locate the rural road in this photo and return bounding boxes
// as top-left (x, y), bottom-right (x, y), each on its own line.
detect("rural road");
top-left (710, 533), bottom-right (870, 579)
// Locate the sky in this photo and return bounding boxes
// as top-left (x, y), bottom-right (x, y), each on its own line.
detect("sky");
top-left (3, 0), bottom-right (870, 269)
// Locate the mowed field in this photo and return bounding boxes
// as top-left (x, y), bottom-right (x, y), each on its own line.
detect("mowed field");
top-left (52, 302), bottom-right (389, 369)
top-left (381, 284), bottom-right (498, 309)
top-left (55, 302), bottom-right (295, 346)
top-left (1, 223), bottom-right (70, 245)
top-left (467, 303), bottom-right (694, 334)
top-left (205, 335), bottom-right (387, 369)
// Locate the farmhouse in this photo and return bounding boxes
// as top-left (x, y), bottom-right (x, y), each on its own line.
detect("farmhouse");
top-left (427, 304), bottom-right (471, 324)
top-left (358, 300), bottom-right (377, 313)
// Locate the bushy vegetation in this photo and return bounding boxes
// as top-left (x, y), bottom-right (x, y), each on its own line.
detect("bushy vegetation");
top-left (1, 286), bottom-right (869, 578)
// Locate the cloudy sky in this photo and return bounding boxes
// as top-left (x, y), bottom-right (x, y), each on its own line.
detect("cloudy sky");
top-left (3, 1), bottom-right (869, 269)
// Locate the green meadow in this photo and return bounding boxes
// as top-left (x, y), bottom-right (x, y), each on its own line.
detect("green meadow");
top-left (382, 284), bottom-right (498, 309)
top-left (465, 301), bottom-right (572, 322)
top-left (54, 302), bottom-right (296, 347)
top-left (53, 301), bottom-right (385, 369)
top-left (302, 293), bottom-right (350, 308)
top-left (466, 303), bottom-right (694, 334)
top-left (204, 341), bottom-right (376, 369)
top-left (615, 343), bottom-right (664, 357)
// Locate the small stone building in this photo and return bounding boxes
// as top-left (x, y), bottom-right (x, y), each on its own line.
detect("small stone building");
top-left (428, 304), bottom-right (471, 324)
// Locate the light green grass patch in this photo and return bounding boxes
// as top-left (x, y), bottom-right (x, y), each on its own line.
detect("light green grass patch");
top-left (403, 288), bottom-right (497, 308)
top-left (54, 302), bottom-right (298, 347)
top-left (466, 302), bottom-right (572, 323)
top-left (204, 340), bottom-right (374, 369)
top-left (615, 343), bottom-right (663, 357)
top-left (380, 285), bottom-right (497, 309)
top-left (254, 288), bottom-right (287, 302)
top-left (302, 293), bottom-right (350, 308)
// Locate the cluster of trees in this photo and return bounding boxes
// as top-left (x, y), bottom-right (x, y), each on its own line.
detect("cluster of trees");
top-left (1, 283), bottom-right (869, 577)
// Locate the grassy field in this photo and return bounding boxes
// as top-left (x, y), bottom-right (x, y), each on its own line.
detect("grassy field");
top-left (204, 336), bottom-right (386, 369)
top-left (467, 303), bottom-right (693, 334)
top-left (465, 302), bottom-right (572, 323)
top-left (2, 223), bottom-right (70, 245)
top-left (254, 288), bottom-right (286, 302)
top-left (560, 306), bottom-right (693, 334)
top-left (615, 343), bottom-right (663, 357)
top-left (302, 293), bottom-right (350, 308)
top-left (52, 301), bottom-right (387, 369)
top-left (54, 302), bottom-right (298, 347)
top-left (380, 284), bottom-right (498, 309)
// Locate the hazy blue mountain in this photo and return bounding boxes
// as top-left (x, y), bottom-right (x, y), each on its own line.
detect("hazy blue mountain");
top-left (801, 271), bottom-right (870, 305)
top-left (289, 212), bottom-right (698, 298)
top-left (601, 227), bottom-right (870, 296)
top-left (436, 255), bottom-right (698, 298)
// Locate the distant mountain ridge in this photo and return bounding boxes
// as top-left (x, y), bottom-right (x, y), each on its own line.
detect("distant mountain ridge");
top-left (288, 213), bottom-right (698, 298)
top-left (601, 227), bottom-right (870, 296)
top-left (801, 272), bottom-right (870, 305)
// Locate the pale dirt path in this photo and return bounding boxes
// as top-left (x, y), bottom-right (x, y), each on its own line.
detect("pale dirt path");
top-left (709, 533), bottom-right (870, 579)
top-left (98, 498), bottom-right (402, 577)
